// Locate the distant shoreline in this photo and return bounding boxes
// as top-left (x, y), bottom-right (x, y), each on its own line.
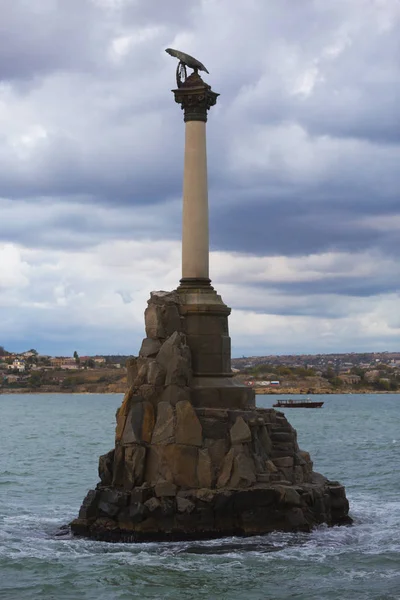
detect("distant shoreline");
top-left (1, 388), bottom-right (398, 395)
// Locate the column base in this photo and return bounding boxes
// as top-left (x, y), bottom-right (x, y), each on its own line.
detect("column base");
top-left (176, 280), bottom-right (233, 378)
top-left (178, 277), bottom-right (214, 291)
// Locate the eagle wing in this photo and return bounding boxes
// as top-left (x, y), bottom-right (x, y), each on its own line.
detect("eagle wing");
top-left (165, 48), bottom-right (209, 74)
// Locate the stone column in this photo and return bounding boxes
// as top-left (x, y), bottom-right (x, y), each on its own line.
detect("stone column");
top-left (173, 72), bottom-right (218, 288)
top-left (182, 120), bottom-right (209, 281)
top-left (172, 72), bottom-right (254, 408)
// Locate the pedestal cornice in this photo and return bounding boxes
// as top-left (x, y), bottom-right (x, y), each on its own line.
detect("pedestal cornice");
top-left (172, 73), bottom-right (219, 122)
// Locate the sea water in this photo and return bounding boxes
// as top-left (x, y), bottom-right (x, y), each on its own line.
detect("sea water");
top-left (0, 393), bottom-right (399, 600)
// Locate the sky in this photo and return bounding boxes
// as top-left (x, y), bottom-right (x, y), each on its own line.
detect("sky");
top-left (0, 0), bottom-right (399, 358)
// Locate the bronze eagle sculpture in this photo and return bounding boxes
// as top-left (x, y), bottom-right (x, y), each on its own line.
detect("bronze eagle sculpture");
top-left (165, 48), bottom-right (209, 74)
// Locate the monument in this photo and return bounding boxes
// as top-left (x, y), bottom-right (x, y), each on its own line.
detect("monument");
top-left (70, 50), bottom-right (351, 541)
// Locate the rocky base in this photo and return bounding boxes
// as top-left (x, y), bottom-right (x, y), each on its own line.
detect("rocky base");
top-left (71, 477), bottom-right (351, 542)
top-left (70, 290), bottom-right (352, 542)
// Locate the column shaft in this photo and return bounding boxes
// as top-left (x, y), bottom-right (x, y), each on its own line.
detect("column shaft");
top-left (182, 121), bottom-right (209, 281)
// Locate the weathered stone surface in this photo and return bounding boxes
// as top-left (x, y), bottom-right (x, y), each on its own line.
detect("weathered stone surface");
top-left (139, 338), bottom-right (162, 358)
top-left (205, 438), bottom-right (228, 479)
top-left (129, 502), bottom-right (147, 523)
top-left (149, 290), bottom-right (180, 305)
top-left (126, 358), bottom-right (138, 387)
top-left (151, 402), bottom-right (175, 444)
top-left (121, 400), bottom-right (154, 445)
top-left (217, 448), bottom-right (235, 488)
top-left (134, 361), bottom-right (149, 387)
top-left (142, 401), bottom-right (155, 443)
top-left (175, 400), bottom-right (203, 446)
top-left (163, 304), bottom-right (183, 337)
top-left (138, 384), bottom-right (164, 407)
top-left (177, 497), bottom-right (195, 513)
top-left (230, 416), bottom-right (252, 445)
top-left (197, 448), bottom-right (212, 488)
top-left (165, 355), bottom-right (191, 386)
top-left (99, 449), bottom-right (114, 485)
top-left (276, 486), bottom-right (302, 507)
top-left (273, 456), bottom-right (294, 469)
top-left (156, 332), bottom-right (185, 370)
top-left (131, 486), bottom-right (152, 504)
top-left (99, 489), bottom-right (129, 507)
top-left (124, 445), bottom-right (146, 489)
top-left (161, 385), bottom-right (191, 406)
top-left (78, 489), bottom-right (100, 519)
top-left (155, 481), bottom-right (177, 497)
top-left (266, 459), bottom-right (278, 473)
top-left (258, 426), bottom-right (273, 454)
top-left (144, 497), bottom-right (161, 513)
top-left (163, 444), bottom-right (198, 488)
top-left (199, 417), bottom-right (229, 439)
top-left (147, 360), bottom-right (166, 386)
top-left (144, 446), bottom-right (164, 484)
top-left (229, 449), bottom-right (257, 488)
top-left (112, 445), bottom-right (125, 487)
top-left (145, 304), bottom-right (166, 339)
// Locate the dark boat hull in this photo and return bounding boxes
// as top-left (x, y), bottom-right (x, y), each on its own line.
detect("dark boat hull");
top-left (273, 401), bottom-right (324, 408)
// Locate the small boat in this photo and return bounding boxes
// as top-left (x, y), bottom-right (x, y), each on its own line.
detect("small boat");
top-left (273, 398), bottom-right (324, 408)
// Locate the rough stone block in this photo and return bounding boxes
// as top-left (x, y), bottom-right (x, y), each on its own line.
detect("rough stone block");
top-left (177, 496), bottom-right (195, 513)
top-left (144, 497), bottom-right (161, 513)
top-left (165, 355), bottom-right (191, 386)
top-left (122, 401), bottom-right (144, 445)
top-left (197, 448), bottom-right (212, 488)
top-left (141, 401), bottom-right (155, 443)
top-left (230, 416), bottom-right (252, 445)
top-left (99, 489), bottom-right (129, 507)
top-left (144, 446), bottom-right (163, 484)
top-left (163, 444), bottom-right (198, 488)
top-left (163, 305), bottom-right (183, 336)
top-left (155, 481), bottom-right (177, 497)
top-left (151, 402), bottom-right (175, 445)
top-left (157, 332), bottom-right (185, 369)
top-left (205, 438), bottom-right (229, 479)
top-left (139, 338), bottom-right (162, 358)
top-left (78, 489), bottom-right (100, 519)
top-left (273, 456), bottom-right (294, 469)
top-left (162, 385), bottom-right (191, 406)
top-left (98, 500), bottom-right (120, 517)
top-left (131, 486), bottom-right (153, 504)
top-left (199, 417), bottom-right (229, 439)
top-left (98, 449), bottom-right (114, 485)
top-left (138, 384), bottom-right (164, 407)
top-left (126, 358), bottom-right (138, 387)
top-left (124, 445), bottom-right (146, 489)
top-left (175, 400), bottom-right (203, 446)
top-left (266, 459), bottom-right (278, 473)
top-left (217, 448), bottom-right (235, 488)
top-left (147, 360), bottom-right (166, 386)
top-left (112, 445), bottom-right (125, 487)
top-left (145, 304), bottom-right (166, 339)
top-left (129, 502), bottom-right (147, 523)
top-left (229, 451), bottom-right (257, 488)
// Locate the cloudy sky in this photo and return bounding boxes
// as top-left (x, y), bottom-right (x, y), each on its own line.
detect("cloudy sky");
top-left (1, 0), bottom-right (399, 357)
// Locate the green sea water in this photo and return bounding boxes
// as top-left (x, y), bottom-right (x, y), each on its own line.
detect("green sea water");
top-left (0, 393), bottom-right (399, 600)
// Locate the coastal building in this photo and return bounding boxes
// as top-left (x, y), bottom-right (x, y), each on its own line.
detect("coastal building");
top-left (7, 360), bottom-right (25, 372)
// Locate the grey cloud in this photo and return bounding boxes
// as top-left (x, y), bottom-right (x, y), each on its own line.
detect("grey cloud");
top-left (1, 0), bottom-right (400, 355)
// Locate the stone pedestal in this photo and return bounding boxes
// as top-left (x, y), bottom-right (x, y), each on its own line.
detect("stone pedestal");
top-left (70, 291), bottom-right (352, 542)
